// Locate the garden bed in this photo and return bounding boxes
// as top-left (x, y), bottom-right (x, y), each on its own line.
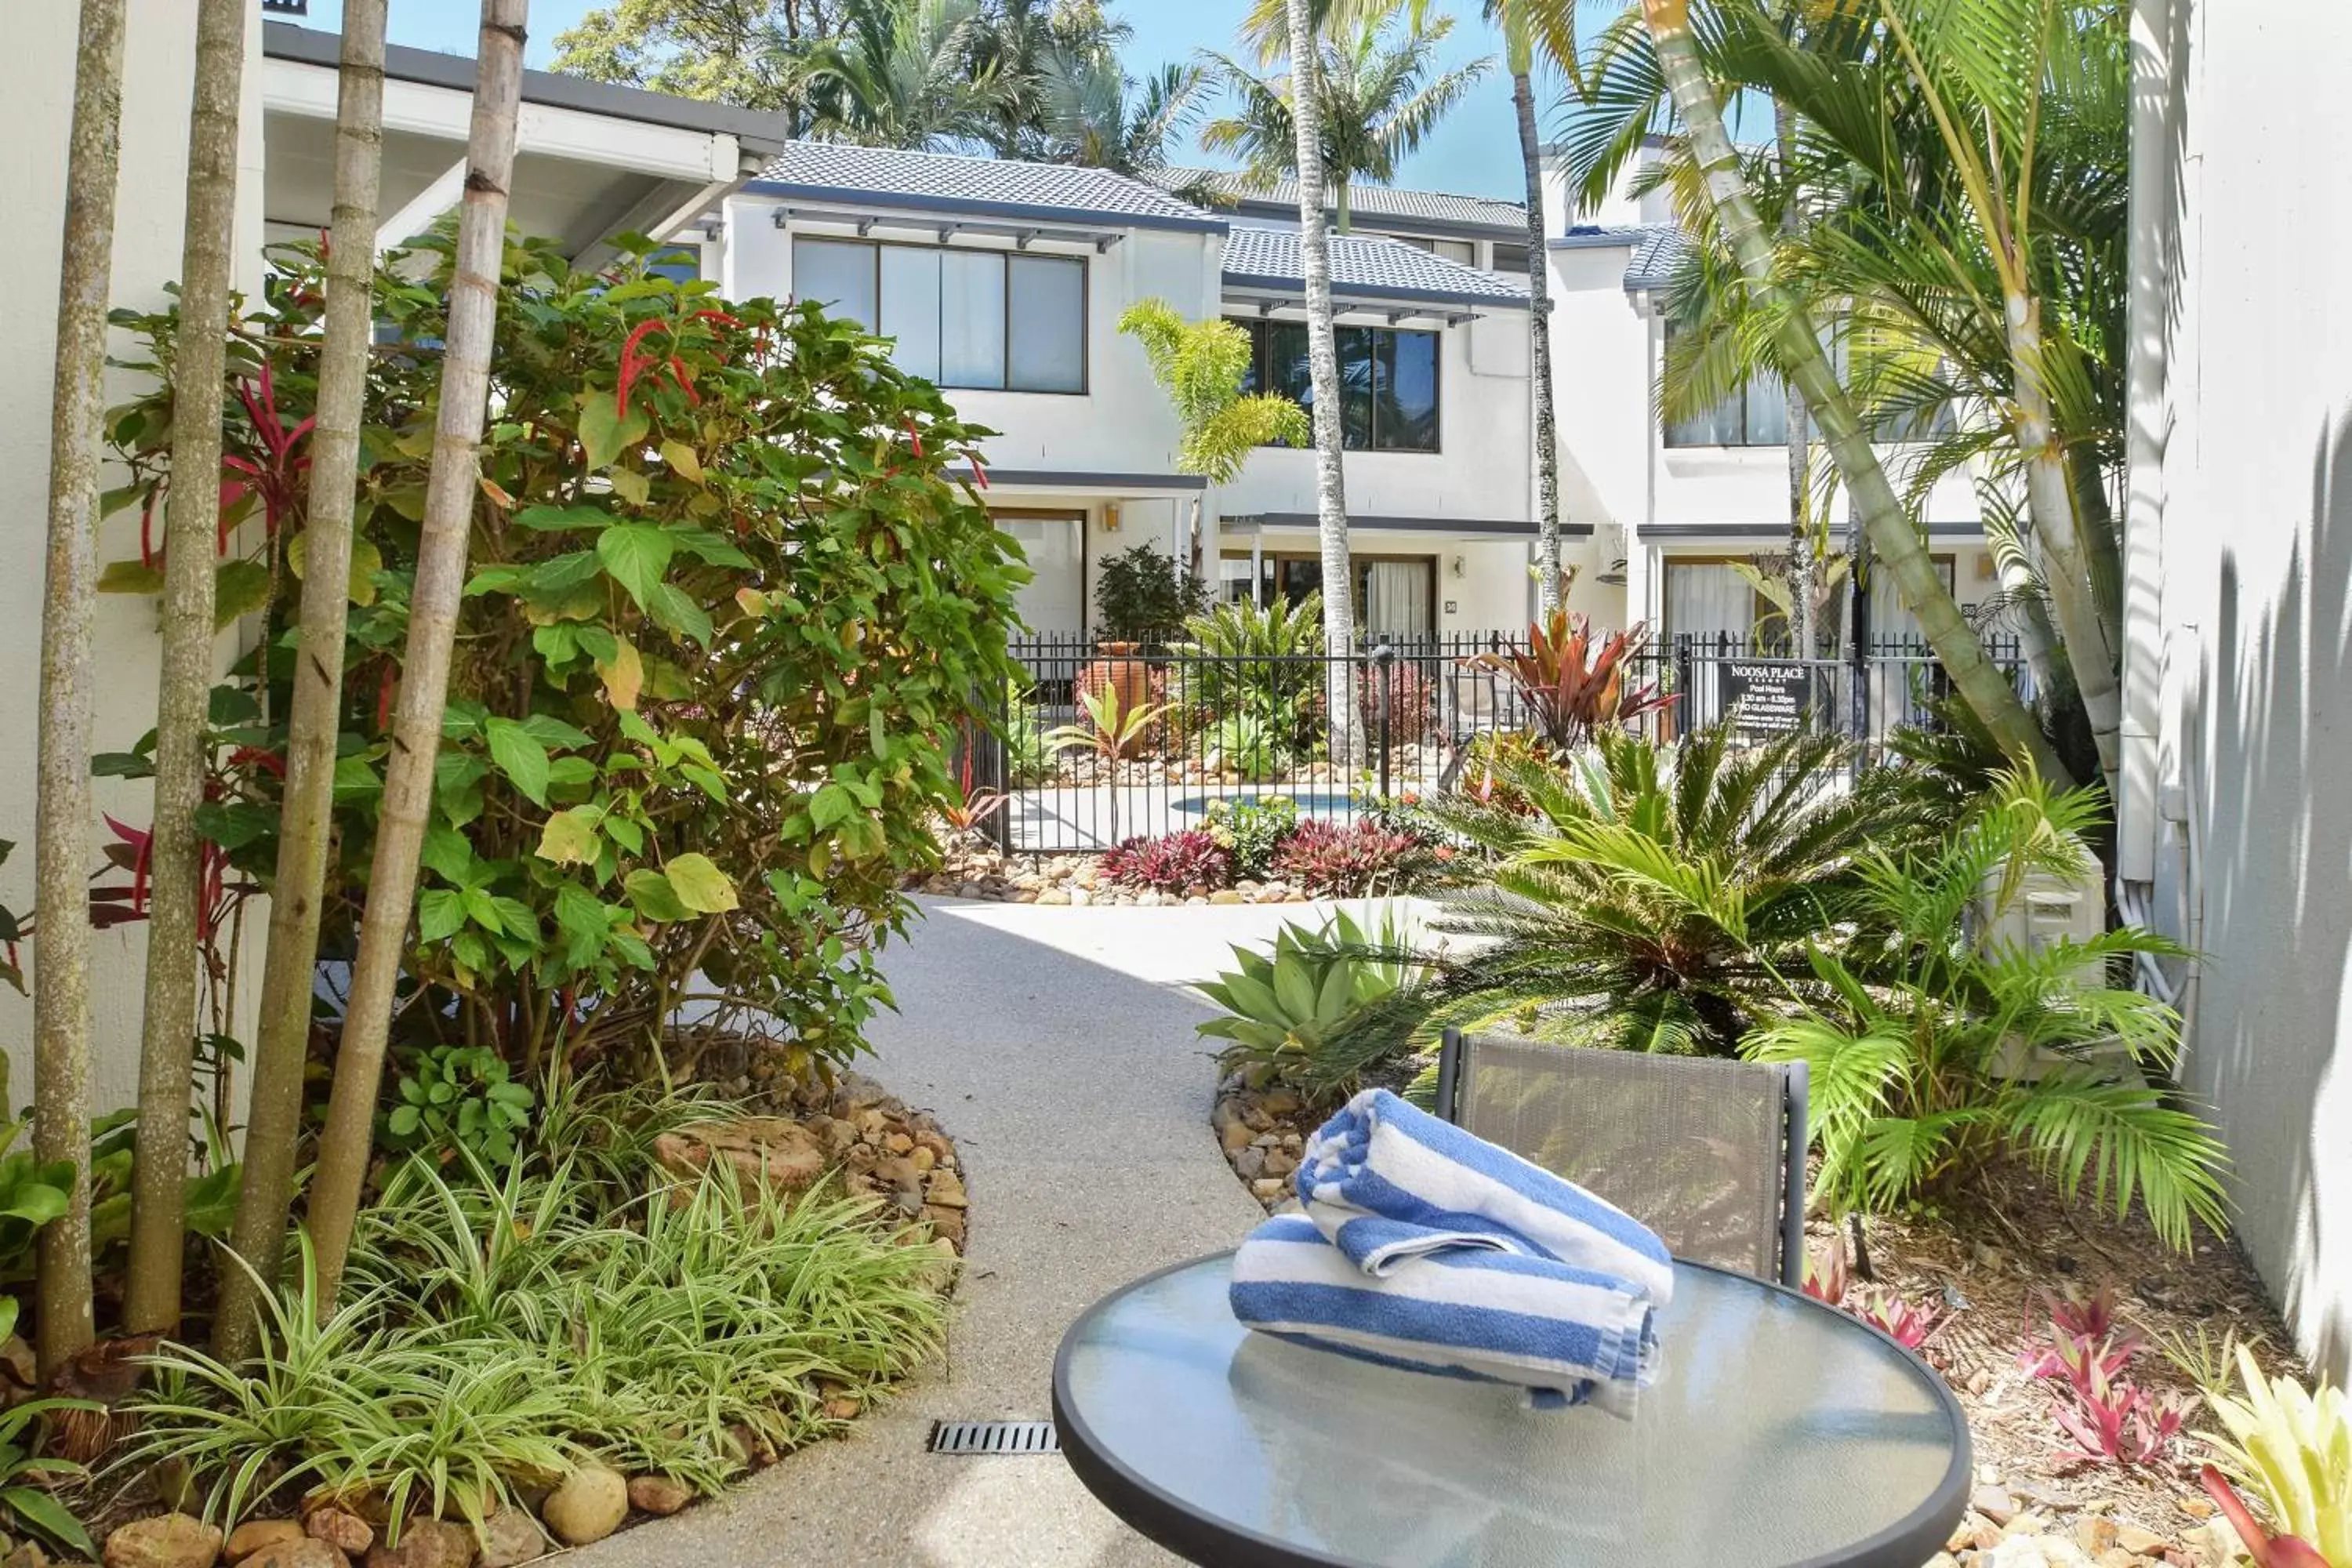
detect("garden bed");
top-left (78, 1067), bottom-right (969, 1568)
top-left (914, 846), bottom-right (1321, 907)
top-left (1207, 1077), bottom-right (2305, 1568)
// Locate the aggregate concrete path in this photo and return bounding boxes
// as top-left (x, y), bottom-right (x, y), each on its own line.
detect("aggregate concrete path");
top-left (567, 896), bottom-right (1372, 1568)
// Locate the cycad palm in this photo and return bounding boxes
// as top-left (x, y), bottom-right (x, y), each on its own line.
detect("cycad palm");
top-left (1376, 724), bottom-right (1939, 1055)
top-left (1747, 769), bottom-right (2227, 1250)
top-left (1202, 0), bottom-right (1493, 233)
top-left (795, 0), bottom-right (1007, 151)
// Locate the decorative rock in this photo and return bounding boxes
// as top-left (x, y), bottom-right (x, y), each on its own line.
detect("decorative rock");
top-left (652, 1119), bottom-right (826, 1192)
top-left (2114, 1526), bottom-right (2169, 1556)
top-left (306, 1513), bottom-right (373, 1558)
top-left (1261, 1149), bottom-right (1298, 1179)
top-left (2176, 1498), bottom-right (2216, 1521)
top-left (1220, 1120), bottom-right (1255, 1154)
top-left (472, 1508), bottom-right (546, 1568)
top-left (1257, 1089), bottom-right (1301, 1117)
top-left (1134, 891), bottom-right (1163, 908)
top-left (925, 1170), bottom-right (967, 1209)
top-left (957, 882), bottom-right (983, 899)
top-left (1209, 889), bottom-right (1243, 905)
top-left (225, 1523), bottom-right (307, 1561)
top-left (230, 1544), bottom-right (343, 1568)
top-left (1034, 889), bottom-right (1070, 906)
top-left (822, 1396), bottom-right (861, 1421)
top-left (1249, 1178), bottom-right (1284, 1200)
top-left (543, 1466), bottom-right (629, 1547)
top-left (2093, 1551), bottom-right (2140, 1568)
top-left (1229, 1147), bottom-right (1266, 1181)
top-left (361, 1519), bottom-right (473, 1568)
top-left (1971, 1489), bottom-right (2021, 1526)
top-left (0, 1545), bottom-right (44, 1568)
top-left (102, 1515), bottom-right (221, 1568)
top-left (909, 1144), bottom-right (937, 1173)
top-left (2180, 1521), bottom-right (2244, 1567)
top-left (924, 1206), bottom-right (967, 1247)
top-left (626, 1476), bottom-right (694, 1518)
top-left (2074, 1519), bottom-right (2120, 1557)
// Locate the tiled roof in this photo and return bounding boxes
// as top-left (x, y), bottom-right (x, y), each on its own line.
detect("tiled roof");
top-left (1621, 226), bottom-right (1693, 292)
top-left (748, 143), bottom-right (1227, 231)
top-left (1220, 226), bottom-right (1530, 308)
top-left (1153, 167), bottom-right (1529, 234)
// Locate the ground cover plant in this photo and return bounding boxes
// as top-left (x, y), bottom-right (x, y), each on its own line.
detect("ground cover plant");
top-left (1198, 907), bottom-right (1425, 1101)
top-left (117, 1083), bottom-right (951, 1532)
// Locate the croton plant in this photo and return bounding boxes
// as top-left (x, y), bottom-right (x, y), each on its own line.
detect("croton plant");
top-left (99, 230), bottom-right (1026, 1076)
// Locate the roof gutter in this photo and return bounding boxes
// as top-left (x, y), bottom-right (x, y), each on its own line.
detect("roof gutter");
top-left (740, 180), bottom-right (1229, 236)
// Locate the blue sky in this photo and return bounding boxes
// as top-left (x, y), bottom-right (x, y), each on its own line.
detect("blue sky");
top-left (291, 0), bottom-right (1534, 199)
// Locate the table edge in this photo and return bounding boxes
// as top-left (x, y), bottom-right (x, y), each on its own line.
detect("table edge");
top-left (1050, 1249), bottom-right (1974, 1568)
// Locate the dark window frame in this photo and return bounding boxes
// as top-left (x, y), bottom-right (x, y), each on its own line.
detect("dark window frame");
top-left (792, 234), bottom-right (1089, 396)
top-left (1228, 316), bottom-right (1442, 454)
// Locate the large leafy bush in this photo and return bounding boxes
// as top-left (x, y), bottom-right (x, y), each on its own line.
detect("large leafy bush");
top-left (103, 233), bottom-right (1023, 1075)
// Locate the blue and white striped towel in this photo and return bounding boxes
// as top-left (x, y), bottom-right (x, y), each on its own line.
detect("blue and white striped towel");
top-left (1229, 1214), bottom-right (1663, 1416)
top-left (1296, 1089), bottom-right (1675, 1306)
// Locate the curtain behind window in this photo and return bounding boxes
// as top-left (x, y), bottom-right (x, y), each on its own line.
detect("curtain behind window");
top-left (793, 239), bottom-right (876, 331)
top-left (941, 251), bottom-right (1005, 389)
top-left (1664, 563), bottom-right (1755, 645)
top-left (1364, 559), bottom-right (1433, 638)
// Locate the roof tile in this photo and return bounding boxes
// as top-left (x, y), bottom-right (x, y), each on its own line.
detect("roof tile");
top-left (1221, 227), bottom-right (1529, 307)
top-left (752, 143), bottom-right (1223, 230)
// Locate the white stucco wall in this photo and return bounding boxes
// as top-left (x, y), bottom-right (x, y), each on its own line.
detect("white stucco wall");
top-left (2145, 0), bottom-right (2352, 1382)
top-left (719, 195), bottom-right (1213, 481)
top-left (4, 2), bottom-right (266, 1112)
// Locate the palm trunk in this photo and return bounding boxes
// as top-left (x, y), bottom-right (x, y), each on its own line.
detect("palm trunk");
top-left (33, 0), bottom-right (129, 1378)
top-left (124, 0), bottom-right (246, 1338)
top-left (2009, 295), bottom-right (2122, 795)
top-left (1515, 68), bottom-right (1563, 614)
top-left (214, 0), bottom-right (389, 1353)
top-left (1773, 101), bottom-right (1814, 659)
top-left (1641, 0), bottom-right (2066, 782)
top-left (220, 0), bottom-right (531, 1352)
top-left (1286, 0), bottom-right (1356, 768)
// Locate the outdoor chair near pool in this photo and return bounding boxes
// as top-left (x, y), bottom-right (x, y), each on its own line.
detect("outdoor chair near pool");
top-left (1433, 1029), bottom-right (1809, 1288)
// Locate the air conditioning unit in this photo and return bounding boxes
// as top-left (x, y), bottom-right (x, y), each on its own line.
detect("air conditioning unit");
top-left (1978, 837), bottom-right (2136, 1081)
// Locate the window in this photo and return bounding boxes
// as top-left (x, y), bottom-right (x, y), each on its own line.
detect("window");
top-left (1229, 318), bottom-right (1440, 452)
top-left (1490, 240), bottom-right (1530, 275)
top-left (792, 236), bottom-right (1085, 393)
top-left (1221, 550), bottom-right (1436, 634)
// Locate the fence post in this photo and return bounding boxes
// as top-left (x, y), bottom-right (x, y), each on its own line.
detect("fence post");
top-left (1373, 642), bottom-right (1396, 800)
top-left (1848, 576), bottom-right (1873, 759)
top-left (1673, 633), bottom-right (1693, 737)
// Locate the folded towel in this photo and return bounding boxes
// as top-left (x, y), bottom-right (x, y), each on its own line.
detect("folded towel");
top-left (1229, 1214), bottom-right (1663, 1416)
top-left (1297, 1088), bottom-right (1675, 1308)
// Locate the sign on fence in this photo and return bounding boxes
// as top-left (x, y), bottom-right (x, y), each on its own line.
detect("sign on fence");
top-left (1720, 659), bottom-right (1812, 738)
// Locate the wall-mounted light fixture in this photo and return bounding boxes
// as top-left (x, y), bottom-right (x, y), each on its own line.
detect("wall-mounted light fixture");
top-left (1450, 554), bottom-right (1467, 579)
top-left (1103, 502), bottom-right (1122, 532)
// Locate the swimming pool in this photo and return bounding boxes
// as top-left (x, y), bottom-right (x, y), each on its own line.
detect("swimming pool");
top-left (1171, 792), bottom-right (1358, 818)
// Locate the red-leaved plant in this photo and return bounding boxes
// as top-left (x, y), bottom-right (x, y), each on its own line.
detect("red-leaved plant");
top-left (1851, 1288), bottom-right (1944, 1351)
top-left (1468, 608), bottom-right (1675, 752)
top-left (1272, 818), bottom-right (1426, 898)
top-left (2021, 1287), bottom-right (2188, 1468)
top-left (1101, 830), bottom-right (1233, 894)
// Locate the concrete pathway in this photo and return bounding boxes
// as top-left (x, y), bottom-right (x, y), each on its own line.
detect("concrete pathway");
top-left (568, 897), bottom-right (1361, 1568)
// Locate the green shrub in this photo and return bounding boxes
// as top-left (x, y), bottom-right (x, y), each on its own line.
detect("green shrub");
top-left (102, 232), bottom-right (1025, 1078)
top-left (1092, 542), bottom-right (1207, 640)
top-left (1200, 795), bottom-right (1298, 880)
top-left (1205, 712), bottom-right (1284, 781)
top-left (1744, 770), bottom-right (2226, 1249)
top-left (383, 1046), bottom-right (536, 1169)
top-left (1171, 595), bottom-right (1325, 750)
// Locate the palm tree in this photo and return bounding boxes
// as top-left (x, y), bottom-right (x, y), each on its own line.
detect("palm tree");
top-left (1042, 55), bottom-right (1210, 176)
top-left (34, 0), bottom-right (128, 1377)
top-left (1577, 2), bottom-right (2122, 786)
top-left (795, 0), bottom-right (1009, 151)
top-left (969, 0), bottom-right (1131, 161)
top-left (1205, 0), bottom-right (1493, 233)
top-left (1630, 0), bottom-right (2065, 780)
top-left (1484, 0), bottom-right (1579, 612)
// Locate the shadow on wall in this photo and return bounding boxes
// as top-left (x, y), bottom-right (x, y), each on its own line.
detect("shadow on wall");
top-left (2192, 409), bottom-right (2352, 1381)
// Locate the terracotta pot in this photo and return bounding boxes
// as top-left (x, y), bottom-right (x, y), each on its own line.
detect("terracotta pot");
top-left (1077, 641), bottom-right (1155, 757)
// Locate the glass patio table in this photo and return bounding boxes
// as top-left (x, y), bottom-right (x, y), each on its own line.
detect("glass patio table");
top-left (1052, 1251), bottom-right (1969, 1568)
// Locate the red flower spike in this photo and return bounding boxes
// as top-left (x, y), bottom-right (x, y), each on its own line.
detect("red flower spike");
top-left (376, 662), bottom-right (397, 732)
top-left (971, 459), bottom-right (989, 491)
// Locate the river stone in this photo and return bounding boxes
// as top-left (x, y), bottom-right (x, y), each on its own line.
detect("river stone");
top-left (224, 1522), bottom-right (307, 1561)
top-left (471, 1509), bottom-right (545, 1568)
top-left (626, 1476), bottom-right (692, 1518)
top-left (362, 1518), bottom-right (474, 1568)
top-left (102, 1515), bottom-right (221, 1568)
top-left (305, 1513), bottom-right (372, 1557)
top-left (651, 1119), bottom-right (826, 1192)
top-left (238, 1543), bottom-right (346, 1568)
top-left (543, 1467), bottom-right (628, 1546)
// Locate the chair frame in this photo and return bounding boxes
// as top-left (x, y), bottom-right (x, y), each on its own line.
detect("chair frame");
top-left (1434, 1028), bottom-right (1809, 1289)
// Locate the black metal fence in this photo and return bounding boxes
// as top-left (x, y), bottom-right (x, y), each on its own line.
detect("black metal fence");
top-left (966, 628), bottom-right (2031, 854)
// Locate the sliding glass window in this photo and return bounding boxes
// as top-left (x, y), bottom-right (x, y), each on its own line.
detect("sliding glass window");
top-left (793, 236), bottom-right (1085, 393)
top-left (1230, 318), bottom-right (1440, 452)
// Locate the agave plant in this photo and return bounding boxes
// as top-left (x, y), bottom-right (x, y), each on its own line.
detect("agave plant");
top-left (1364, 724), bottom-right (1933, 1057)
top-left (1196, 907), bottom-right (1423, 1101)
top-left (1470, 607), bottom-right (1675, 753)
top-left (2201, 1346), bottom-right (2351, 1567)
top-left (1745, 770), bottom-right (2228, 1250)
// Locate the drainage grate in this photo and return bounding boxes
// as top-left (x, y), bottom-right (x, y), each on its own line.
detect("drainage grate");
top-left (928, 1420), bottom-right (1061, 1455)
